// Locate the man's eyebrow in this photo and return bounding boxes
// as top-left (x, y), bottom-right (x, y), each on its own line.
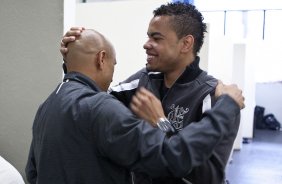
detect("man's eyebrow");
top-left (147, 32), bottom-right (164, 37)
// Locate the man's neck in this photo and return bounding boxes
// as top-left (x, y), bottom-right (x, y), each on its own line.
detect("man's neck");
top-left (163, 68), bottom-right (186, 88)
top-left (163, 56), bottom-right (196, 88)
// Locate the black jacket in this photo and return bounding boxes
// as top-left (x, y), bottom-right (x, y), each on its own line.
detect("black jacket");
top-left (110, 57), bottom-right (241, 184)
top-left (26, 72), bottom-right (240, 184)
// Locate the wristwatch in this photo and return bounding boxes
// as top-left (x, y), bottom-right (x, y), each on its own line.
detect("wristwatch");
top-left (156, 117), bottom-right (176, 134)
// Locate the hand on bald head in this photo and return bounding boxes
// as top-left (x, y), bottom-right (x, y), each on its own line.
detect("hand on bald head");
top-left (65, 29), bottom-right (110, 73)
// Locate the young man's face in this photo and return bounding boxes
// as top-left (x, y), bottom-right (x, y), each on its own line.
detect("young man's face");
top-left (143, 16), bottom-right (183, 73)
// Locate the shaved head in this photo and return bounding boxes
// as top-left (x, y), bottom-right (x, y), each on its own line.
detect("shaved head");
top-left (66, 29), bottom-right (113, 68)
top-left (65, 29), bottom-right (116, 91)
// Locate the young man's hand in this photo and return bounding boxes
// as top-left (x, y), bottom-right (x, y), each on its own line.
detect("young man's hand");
top-left (130, 87), bottom-right (166, 127)
top-left (215, 81), bottom-right (245, 109)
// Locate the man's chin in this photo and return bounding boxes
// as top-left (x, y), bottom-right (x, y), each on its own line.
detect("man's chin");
top-left (145, 64), bottom-right (155, 72)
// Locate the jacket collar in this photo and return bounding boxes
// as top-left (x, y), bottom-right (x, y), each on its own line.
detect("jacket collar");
top-left (177, 56), bottom-right (203, 84)
top-left (148, 56), bottom-right (203, 84)
top-left (63, 72), bottom-right (102, 92)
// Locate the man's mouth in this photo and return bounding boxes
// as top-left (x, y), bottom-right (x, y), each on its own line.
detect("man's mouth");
top-left (147, 55), bottom-right (155, 62)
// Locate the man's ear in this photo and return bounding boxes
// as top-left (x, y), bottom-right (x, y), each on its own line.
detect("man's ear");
top-left (181, 35), bottom-right (194, 53)
top-left (95, 50), bottom-right (106, 70)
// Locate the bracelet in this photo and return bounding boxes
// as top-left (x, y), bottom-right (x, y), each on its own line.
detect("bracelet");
top-left (156, 117), bottom-right (175, 134)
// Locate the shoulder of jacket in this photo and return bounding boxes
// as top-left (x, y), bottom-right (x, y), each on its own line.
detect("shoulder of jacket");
top-left (197, 71), bottom-right (218, 88)
top-left (122, 67), bottom-right (148, 82)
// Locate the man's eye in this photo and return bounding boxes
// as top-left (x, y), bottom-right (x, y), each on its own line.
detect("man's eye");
top-left (153, 37), bottom-right (161, 40)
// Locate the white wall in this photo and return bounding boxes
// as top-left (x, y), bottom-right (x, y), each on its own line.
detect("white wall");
top-left (198, 23), bottom-right (210, 71)
top-left (231, 43), bottom-right (246, 149)
top-left (254, 41), bottom-right (282, 83)
top-left (197, 0), bottom-right (282, 84)
top-left (195, 0), bottom-right (282, 11)
top-left (64, 0), bottom-right (76, 33)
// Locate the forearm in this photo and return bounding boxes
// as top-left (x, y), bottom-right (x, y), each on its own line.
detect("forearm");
top-left (131, 95), bottom-right (240, 177)
top-left (25, 140), bottom-right (37, 184)
top-left (99, 94), bottom-right (239, 178)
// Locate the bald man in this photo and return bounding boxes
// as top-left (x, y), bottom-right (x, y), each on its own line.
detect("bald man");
top-left (26, 29), bottom-right (244, 184)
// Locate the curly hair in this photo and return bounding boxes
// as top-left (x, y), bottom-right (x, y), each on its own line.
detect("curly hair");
top-left (153, 2), bottom-right (207, 55)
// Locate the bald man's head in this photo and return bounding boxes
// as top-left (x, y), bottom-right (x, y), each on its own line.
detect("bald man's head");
top-left (65, 29), bottom-right (116, 91)
top-left (66, 29), bottom-right (113, 68)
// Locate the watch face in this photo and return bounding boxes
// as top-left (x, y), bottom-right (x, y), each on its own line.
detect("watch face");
top-left (157, 118), bottom-right (175, 133)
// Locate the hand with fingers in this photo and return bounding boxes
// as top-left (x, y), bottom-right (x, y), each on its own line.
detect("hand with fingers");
top-left (215, 81), bottom-right (245, 110)
top-left (130, 87), bottom-right (166, 127)
top-left (60, 27), bottom-right (85, 60)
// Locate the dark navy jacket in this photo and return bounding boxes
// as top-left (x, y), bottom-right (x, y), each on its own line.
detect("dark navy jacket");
top-left (110, 57), bottom-right (241, 184)
top-left (26, 71), bottom-right (240, 184)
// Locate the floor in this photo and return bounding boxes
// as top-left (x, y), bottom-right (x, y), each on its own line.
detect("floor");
top-left (226, 129), bottom-right (282, 184)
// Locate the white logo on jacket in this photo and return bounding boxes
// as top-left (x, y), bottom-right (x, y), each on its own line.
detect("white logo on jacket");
top-left (167, 104), bottom-right (189, 131)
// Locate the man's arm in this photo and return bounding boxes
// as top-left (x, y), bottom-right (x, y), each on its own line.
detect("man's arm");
top-left (25, 139), bottom-right (37, 184)
top-left (93, 85), bottom-right (243, 178)
top-left (25, 105), bottom-right (45, 184)
top-left (181, 91), bottom-right (241, 184)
